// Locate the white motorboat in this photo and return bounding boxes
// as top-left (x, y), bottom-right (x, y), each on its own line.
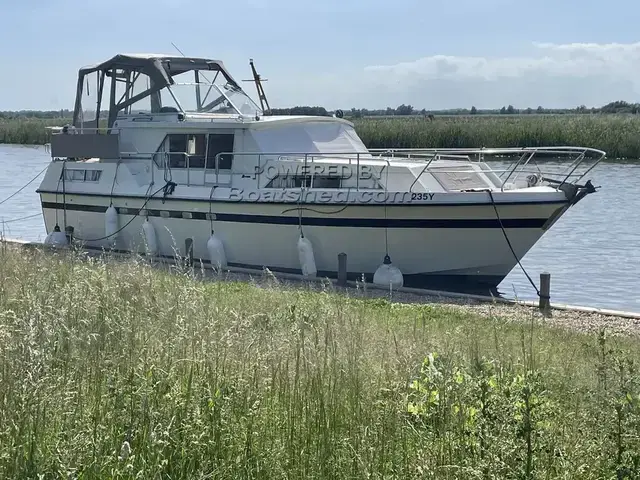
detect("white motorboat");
top-left (37, 53), bottom-right (604, 292)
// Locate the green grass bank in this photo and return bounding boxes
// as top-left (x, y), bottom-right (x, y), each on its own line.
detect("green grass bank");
top-left (2, 114), bottom-right (640, 159)
top-left (1, 245), bottom-right (640, 479)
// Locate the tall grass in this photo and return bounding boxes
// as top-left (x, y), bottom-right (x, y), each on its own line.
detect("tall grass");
top-left (353, 115), bottom-right (640, 159)
top-left (1, 114), bottom-right (640, 159)
top-left (1, 245), bottom-right (640, 478)
top-left (0, 117), bottom-right (67, 145)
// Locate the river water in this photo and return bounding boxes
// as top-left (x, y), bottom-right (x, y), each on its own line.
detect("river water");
top-left (1, 144), bottom-right (638, 312)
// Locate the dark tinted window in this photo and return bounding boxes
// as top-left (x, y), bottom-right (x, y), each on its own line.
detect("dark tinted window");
top-left (168, 134), bottom-right (206, 168)
top-left (188, 134), bottom-right (206, 168)
top-left (266, 175), bottom-right (341, 189)
top-left (313, 176), bottom-right (341, 188)
top-left (168, 134), bottom-right (187, 168)
top-left (206, 134), bottom-right (235, 170)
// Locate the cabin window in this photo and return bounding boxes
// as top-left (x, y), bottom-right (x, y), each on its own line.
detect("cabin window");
top-left (62, 169), bottom-right (102, 182)
top-left (206, 133), bottom-right (235, 170)
top-left (86, 170), bottom-right (102, 182)
top-left (313, 176), bottom-right (341, 188)
top-left (265, 175), bottom-right (341, 189)
top-left (161, 133), bottom-right (234, 170)
top-left (168, 134), bottom-right (206, 168)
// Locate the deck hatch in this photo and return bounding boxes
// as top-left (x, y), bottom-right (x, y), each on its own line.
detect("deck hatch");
top-left (429, 167), bottom-right (492, 191)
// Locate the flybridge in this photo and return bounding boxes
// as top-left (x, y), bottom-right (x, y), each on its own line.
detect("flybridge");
top-left (72, 53), bottom-right (263, 130)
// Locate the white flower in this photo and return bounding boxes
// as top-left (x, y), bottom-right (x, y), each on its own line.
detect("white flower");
top-left (119, 440), bottom-right (131, 461)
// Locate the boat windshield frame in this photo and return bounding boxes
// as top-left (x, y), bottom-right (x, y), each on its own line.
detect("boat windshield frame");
top-left (71, 54), bottom-right (260, 130)
top-left (168, 80), bottom-right (263, 117)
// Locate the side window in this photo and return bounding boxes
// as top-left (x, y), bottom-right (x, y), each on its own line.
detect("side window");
top-left (313, 176), bottom-right (341, 188)
top-left (188, 134), bottom-right (206, 168)
top-left (168, 134), bottom-right (206, 168)
top-left (266, 175), bottom-right (309, 189)
top-left (206, 133), bottom-right (235, 170)
top-left (169, 134), bottom-right (187, 168)
top-left (265, 175), bottom-right (341, 189)
top-left (62, 169), bottom-right (103, 182)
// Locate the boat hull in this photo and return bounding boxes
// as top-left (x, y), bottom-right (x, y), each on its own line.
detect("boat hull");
top-left (38, 192), bottom-right (569, 293)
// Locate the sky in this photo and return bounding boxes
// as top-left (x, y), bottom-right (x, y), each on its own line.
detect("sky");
top-left (2, 0), bottom-right (640, 111)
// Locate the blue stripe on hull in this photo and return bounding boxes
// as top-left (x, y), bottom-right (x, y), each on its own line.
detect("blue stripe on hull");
top-left (41, 202), bottom-right (553, 229)
top-left (36, 189), bottom-right (569, 208)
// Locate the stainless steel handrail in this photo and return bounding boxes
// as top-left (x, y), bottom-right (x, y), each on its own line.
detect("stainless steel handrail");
top-left (49, 140), bottom-right (605, 191)
top-left (140, 148), bottom-right (606, 191)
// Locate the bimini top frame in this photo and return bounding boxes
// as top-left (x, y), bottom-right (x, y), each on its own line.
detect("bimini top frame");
top-left (72, 53), bottom-right (243, 130)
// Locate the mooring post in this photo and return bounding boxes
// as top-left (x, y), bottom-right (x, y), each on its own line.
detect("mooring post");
top-left (539, 272), bottom-right (551, 314)
top-left (65, 225), bottom-right (74, 245)
top-left (337, 253), bottom-right (347, 286)
top-left (185, 237), bottom-right (194, 267)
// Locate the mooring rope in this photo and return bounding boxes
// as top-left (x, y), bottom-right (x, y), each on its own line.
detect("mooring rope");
top-left (0, 213), bottom-right (42, 224)
top-left (0, 165), bottom-right (49, 206)
top-left (72, 181), bottom-right (168, 243)
top-left (486, 188), bottom-right (542, 298)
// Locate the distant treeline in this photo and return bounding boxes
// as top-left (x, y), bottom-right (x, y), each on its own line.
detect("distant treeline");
top-left (3, 100), bottom-right (640, 120)
top-left (0, 109), bottom-right (73, 119)
top-left (270, 100), bottom-right (640, 118)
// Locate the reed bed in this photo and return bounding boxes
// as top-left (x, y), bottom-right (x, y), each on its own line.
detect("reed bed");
top-left (354, 115), bottom-right (640, 159)
top-left (0, 117), bottom-right (64, 145)
top-left (2, 114), bottom-right (640, 159)
top-left (1, 244), bottom-right (640, 479)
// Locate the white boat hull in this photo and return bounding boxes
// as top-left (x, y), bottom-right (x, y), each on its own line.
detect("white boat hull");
top-left (39, 192), bottom-right (569, 292)
top-left (32, 53), bottom-right (603, 295)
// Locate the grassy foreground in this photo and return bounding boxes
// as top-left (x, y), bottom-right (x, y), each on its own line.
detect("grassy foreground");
top-left (1, 246), bottom-right (640, 479)
top-left (2, 114), bottom-right (640, 159)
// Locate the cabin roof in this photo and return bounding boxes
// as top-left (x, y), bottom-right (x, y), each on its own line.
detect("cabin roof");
top-left (74, 53), bottom-right (241, 128)
top-left (78, 53), bottom-right (231, 79)
top-left (159, 113), bottom-right (356, 129)
top-left (244, 114), bottom-right (355, 128)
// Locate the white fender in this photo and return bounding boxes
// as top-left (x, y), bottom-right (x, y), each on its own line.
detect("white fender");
top-left (373, 255), bottom-right (404, 288)
top-left (44, 225), bottom-right (68, 246)
top-left (297, 234), bottom-right (317, 277)
top-left (141, 218), bottom-right (158, 255)
top-left (207, 231), bottom-right (227, 270)
top-left (105, 205), bottom-right (118, 247)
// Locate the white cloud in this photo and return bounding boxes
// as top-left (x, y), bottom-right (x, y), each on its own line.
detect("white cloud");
top-left (5, 40), bottom-right (639, 112)
top-left (269, 42), bottom-right (640, 110)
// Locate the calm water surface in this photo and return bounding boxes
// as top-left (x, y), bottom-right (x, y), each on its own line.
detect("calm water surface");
top-left (1, 144), bottom-right (638, 311)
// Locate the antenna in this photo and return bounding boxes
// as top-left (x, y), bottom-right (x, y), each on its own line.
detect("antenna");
top-left (242, 59), bottom-right (271, 115)
top-left (170, 41), bottom-right (213, 89)
top-left (171, 42), bottom-right (186, 57)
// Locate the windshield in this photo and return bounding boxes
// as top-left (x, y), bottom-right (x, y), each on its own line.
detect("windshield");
top-left (200, 82), bottom-right (263, 116)
top-left (162, 71), bottom-right (263, 117)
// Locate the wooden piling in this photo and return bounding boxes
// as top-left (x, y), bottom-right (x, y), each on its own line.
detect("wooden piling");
top-left (65, 225), bottom-right (74, 244)
top-left (539, 272), bottom-right (551, 314)
top-left (337, 253), bottom-right (347, 286)
top-left (185, 237), bottom-right (194, 267)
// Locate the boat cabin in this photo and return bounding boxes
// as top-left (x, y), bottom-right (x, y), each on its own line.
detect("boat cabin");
top-left (48, 53), bottom-right (562, 194)
top-left (49, 53), bottom-right (391, 190)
